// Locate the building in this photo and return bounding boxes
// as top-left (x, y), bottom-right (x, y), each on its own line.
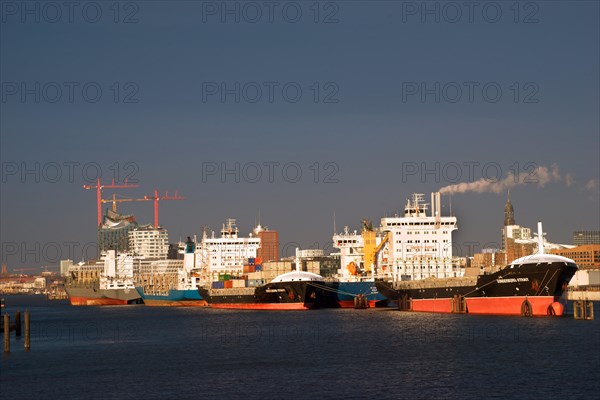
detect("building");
top-left (505, 238), bottom-right (537, 264)
top-left (60, 259), bottom-right (73, 276)
top-left (550, 245), bottom-right (600, 269)
top-left (255, 227), bottom-right (279, 262)
top-left (98, 210), bottom-right (139, 254)
top-left (500, 192), bottom-right (533, 250)
top-left (129, 226), bottom-right (169, 259)
top-left (472, 249), bottom-right (506, 272)
top-left (573, 231), bottom-right (600, 245)
top-left (502, 225), bottom-right (532, 251)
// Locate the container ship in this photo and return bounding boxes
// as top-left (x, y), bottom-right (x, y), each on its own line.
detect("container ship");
top-left (196, 219), bottom-right (338, 309)
top-left (376, 222), bottom-right (578, 316)
top-left (198, 271), bottom-right (338, 310)
top-left (135, 238), bottom-right (207, 306)
top-left (65, 250), bottom-right (142, 305)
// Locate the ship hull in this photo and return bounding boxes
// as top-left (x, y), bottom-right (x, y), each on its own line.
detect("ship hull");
top-left (136, 288), bottom-right (208, 307)
top-left (376, 261), bottom-right (577, 317)
top-left (199, 281), bottom-right (337, 310)
top-left (330, 281), bottom-right (389, 308)
top-left (407, 296), bottom-right (563, 316)
top-left (65, 287), bottom-right (142, 306)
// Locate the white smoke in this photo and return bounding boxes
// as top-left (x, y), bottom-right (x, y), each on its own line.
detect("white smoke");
top-left (439, 164), bottom-right (562, 195)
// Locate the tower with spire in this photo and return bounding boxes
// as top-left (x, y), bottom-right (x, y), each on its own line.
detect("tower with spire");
top-left (503, 190), bottom-right (515, 226)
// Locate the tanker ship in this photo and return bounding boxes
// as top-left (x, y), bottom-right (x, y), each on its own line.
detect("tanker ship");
top-left (65, 250), bottom-right (142, 306)
top-left (376, 222), bottom-right (578, 316)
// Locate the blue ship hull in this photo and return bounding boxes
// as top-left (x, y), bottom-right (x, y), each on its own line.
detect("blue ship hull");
top-left (136, 287), bottom-right (207, 306)
top-left (331, 281), bottom-right (389, 308)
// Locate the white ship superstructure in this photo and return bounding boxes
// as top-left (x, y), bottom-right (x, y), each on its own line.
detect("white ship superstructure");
top-left (333, 192), bottom-right (464, 282)
top-left (381, 192), bottom-right (462, 280)
top-left (199, 218), bottom-right (261, 274)
top-left (99, 250), bottom-right (137, 290)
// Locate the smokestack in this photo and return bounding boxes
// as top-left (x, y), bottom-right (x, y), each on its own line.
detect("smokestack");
top-left (436, 192), bottom-right (441, 217)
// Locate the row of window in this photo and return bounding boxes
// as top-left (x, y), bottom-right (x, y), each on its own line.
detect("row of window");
top-left (386, 221), bottom-right (454, 226)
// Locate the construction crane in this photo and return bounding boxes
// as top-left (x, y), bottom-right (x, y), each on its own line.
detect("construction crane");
top-left (100, 189), bottom-right (184, 228)
top-left (83, 178), bottom-right (139, 227)
top-left (145, 190), bottom-right (185, 228)
top-left (102, 193), bottom-right (150, 213)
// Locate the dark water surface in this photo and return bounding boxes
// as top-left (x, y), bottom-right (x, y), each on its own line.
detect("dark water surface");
top-left (1, 295), bottom-right (598, 399)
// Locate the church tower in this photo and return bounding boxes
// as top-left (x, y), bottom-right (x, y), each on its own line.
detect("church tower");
top-left (503, 190), bottom-right (515, 226)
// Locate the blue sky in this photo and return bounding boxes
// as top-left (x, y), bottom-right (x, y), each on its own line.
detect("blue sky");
top-left (1, 1), bottom-right (599, 269)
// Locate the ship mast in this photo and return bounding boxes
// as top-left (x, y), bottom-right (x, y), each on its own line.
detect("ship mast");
top-left (535, 221), bottom-right (545, 254)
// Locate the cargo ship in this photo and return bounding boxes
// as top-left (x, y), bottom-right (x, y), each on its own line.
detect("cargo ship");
top-left (135, 238), bottom-right (207, 306)
top-left (65, 250), bottom-right (142, 306)
top-left (376, 222), bottom-right (578, 316)
top-left (328, 281), bottom-right (388, 308)
top-left (198, 271), bottom-right (338, 310)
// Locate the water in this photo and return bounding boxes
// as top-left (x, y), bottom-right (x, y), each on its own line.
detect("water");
top-left (1, 295), bottom-right (599, 400)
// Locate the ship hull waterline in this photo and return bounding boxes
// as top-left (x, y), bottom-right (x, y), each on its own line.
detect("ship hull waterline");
top-left (376, 261), bottom-right (577, 317)
top-left (65, 287), bottom-right (142, 306)
top-left (136, 288), bottom-right (208, 307)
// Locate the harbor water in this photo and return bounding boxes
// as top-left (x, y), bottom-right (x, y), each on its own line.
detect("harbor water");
top-left (1, 295), bottom-right (599, 399)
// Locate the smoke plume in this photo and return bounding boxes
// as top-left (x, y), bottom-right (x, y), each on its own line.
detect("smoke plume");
top-left (439, 164), bottom-right (561, 194)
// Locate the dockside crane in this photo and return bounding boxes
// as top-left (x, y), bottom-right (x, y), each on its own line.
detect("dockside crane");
top-left (100, 190), bottom-right (185, 228)
top-left (83, 178), bottom-right (140, 227)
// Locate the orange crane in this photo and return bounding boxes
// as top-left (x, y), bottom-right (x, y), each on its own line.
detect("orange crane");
top-left (145, 190), bottom-right (185, 228)
top-left (102, 193), bottom-right (150, 213)
top-left (100, 190), bottom-right (184, 228)
top-left (83, 178), bottom-right (139, 226)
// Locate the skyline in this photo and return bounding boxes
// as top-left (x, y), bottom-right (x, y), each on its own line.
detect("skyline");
top-left (1, 1), bottom-right (599, 270)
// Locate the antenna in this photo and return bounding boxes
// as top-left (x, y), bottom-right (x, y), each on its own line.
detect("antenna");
top-left (449, 194), bottom-right (453, 216)
top-left (333, 211), bottom-right (336, 235)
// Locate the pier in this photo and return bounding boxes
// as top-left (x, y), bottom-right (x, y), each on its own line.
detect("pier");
top-left (1, 310), bottom-right (31, 352)
top-left (564, 286), bottom-right (600, 301)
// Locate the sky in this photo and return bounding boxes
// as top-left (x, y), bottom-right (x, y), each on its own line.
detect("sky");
top-left (1, 0), bottom-right (599, 270)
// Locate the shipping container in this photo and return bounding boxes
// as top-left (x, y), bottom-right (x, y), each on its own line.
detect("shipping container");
top-left (248, 258), bottom-right (256, 266)
top-left (254, 265), bottom-right (262, 272)
top-left (248, 279), bottom-right (264, 287)
top-left (212, 281), bottom-right (225, 289)
top-left (224, 280), bottom-right (234, 289)
top-left (232, 279), bottom-right (246, 288)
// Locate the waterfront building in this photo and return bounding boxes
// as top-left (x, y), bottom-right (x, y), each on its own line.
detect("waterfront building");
top-left (573, 231), bottom-right (600, 245)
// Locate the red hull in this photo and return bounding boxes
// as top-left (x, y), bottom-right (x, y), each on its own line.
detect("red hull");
top-left (410, 296), bottom-right (564, 316)
top-left (337, 300), bottom-right (378, 308)
top-left (69, 297), bottom-right (129, 306)
top-left (143, 299), bottom-right (208, 307)
top-left (208, 303), bottom-right (312, 310)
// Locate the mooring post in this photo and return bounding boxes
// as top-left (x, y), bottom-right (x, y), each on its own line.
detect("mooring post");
top-left (15, 310), bottom-right (21, 337)
top-left (3, 313), bottom-right (9, 353)
top-left (24, 311), bottom-right (30, 350)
